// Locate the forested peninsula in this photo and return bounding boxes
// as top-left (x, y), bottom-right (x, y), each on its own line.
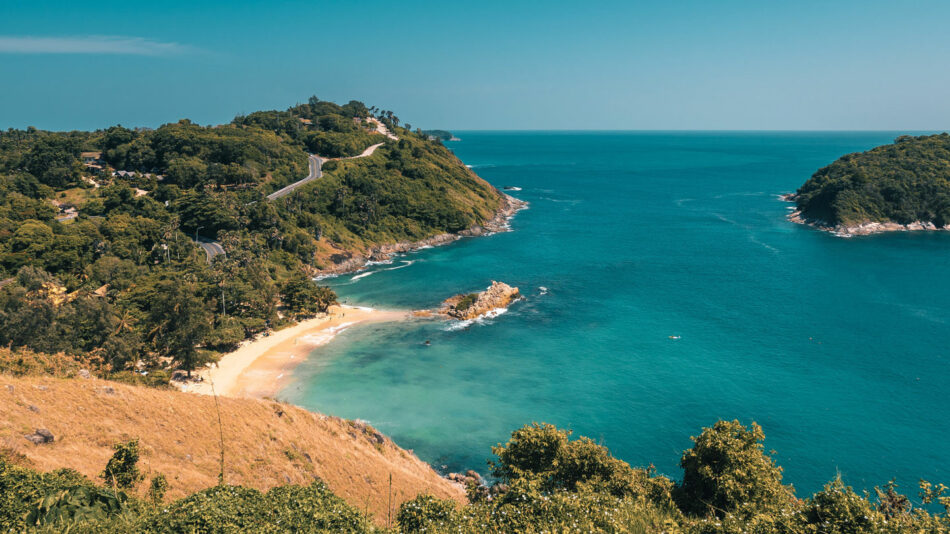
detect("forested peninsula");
top-left (0, 96), bottom-right (514, 379)
top-left (786, 133), bottom-right (950, 236)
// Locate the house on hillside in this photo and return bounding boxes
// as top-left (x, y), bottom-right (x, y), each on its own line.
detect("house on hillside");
top-left (81, 151), bottom-right (102, 165)
top-left (81, 151), bottom-right (105, 174)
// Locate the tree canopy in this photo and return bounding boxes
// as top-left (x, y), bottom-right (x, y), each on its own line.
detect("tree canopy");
top-left (794, 133), bottom-right (950, 227)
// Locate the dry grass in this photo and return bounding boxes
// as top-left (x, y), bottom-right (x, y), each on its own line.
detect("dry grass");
top-left (0, 374), bottom-right (465, 524)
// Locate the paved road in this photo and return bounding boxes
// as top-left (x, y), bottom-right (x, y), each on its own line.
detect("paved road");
top-left (266, 154), bottom-right (324, 200)
top-left (195, 236), bottom-right (226, 263)
top-left (265, 138), bottom-right (389, 201)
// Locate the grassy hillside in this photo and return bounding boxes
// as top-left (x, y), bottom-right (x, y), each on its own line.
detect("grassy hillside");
top-left (0, 96), bottom-right (504, 382)
top-left (4, 388), bottom-right (948, 532)
top-left (793, 133), bottom-right (950, 227)
top-left (0, 374), bottom-right (464, 524)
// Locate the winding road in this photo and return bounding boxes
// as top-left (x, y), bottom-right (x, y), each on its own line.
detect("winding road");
top-left (196, 235), bottom-right (226, 262)
top-left (197, 120), bottom-right (397, 260)
top-left (266, 154), bottom-right (325, 200)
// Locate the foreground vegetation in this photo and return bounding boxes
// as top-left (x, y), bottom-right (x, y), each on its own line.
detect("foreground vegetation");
top-left (793, 133), bottom-right (950, 227)
top-left (3, 418), bottom-right (947, 533)
top-left (0, 97), bottom-right (502, 378)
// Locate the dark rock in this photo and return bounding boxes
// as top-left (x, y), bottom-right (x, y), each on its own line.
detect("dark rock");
top-left (28, 404), bottom-right (39, 413)
top-left (100, 386), bottom-right (116, 395)
top-left (25, 428), bottom-right (54, 444)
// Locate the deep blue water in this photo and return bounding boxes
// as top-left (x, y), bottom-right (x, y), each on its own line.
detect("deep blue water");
top-left (282, 131), bottom-right (950, 495)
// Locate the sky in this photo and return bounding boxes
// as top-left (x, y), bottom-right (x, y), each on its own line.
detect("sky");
top-left (1, 0), bottom-right (949, 131)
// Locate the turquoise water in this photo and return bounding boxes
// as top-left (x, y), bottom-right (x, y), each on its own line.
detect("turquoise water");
top-left (282, 132), bottom-right (950, 495)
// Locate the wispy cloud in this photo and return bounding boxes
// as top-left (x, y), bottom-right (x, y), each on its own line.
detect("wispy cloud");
top-left (0, 35), bottom-right (194, 56)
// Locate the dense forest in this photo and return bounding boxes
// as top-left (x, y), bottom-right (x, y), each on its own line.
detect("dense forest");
top-left (2, 419), bottom-right (948, 532)
top-left (0, 97), bottom-right (503, 380)
top-left (793, 133), bottom-right (950, 227)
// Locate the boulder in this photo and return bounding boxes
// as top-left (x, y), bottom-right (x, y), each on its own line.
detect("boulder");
top-left (25, 428), bottom-right (54, 444)
top-left (440, 281), bottom-right (520, 320)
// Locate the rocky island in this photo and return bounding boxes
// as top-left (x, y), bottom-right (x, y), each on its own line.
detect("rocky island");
top-left (439, 281), bottom-right (521, 320)
top-left (786, 133), bottom-right (950, 237)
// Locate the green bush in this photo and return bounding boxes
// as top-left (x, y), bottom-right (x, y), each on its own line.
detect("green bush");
top-left (396, 494), bottom-right (459, 533)
top-left (100, 440), bottom-right (143, 489)
top-left (678, 420), bottom-right (793, 518)
top-left (454, 294), bottom-right (479, 311)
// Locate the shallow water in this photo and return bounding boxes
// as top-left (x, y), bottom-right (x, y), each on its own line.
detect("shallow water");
top-left (282, 131), bottom-right (950, 494)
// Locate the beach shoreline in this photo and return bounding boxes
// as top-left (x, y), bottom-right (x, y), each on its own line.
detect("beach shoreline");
top-left (179, 305), bottom-right (408, 399)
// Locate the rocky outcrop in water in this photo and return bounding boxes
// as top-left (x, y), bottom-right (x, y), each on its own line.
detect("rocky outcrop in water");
top-left (440, 281), bottom-right (520, 320)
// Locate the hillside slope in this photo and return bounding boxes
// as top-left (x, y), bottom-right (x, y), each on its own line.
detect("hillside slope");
top-left (789, 133), bottom-right (950, 235)
top-left (0, 374), bottom-right (464, 523)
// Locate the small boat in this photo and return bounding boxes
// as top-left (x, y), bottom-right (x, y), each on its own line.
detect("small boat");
top-left (503, 186), bottom-right (522, 191)
top-left (669, 335), bottom-right (681, 340)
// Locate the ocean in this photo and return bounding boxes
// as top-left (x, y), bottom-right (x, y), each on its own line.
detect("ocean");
top-left (282, 131), bottom-right (950, 495)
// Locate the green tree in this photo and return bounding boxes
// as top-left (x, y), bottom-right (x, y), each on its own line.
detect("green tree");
top-left (678, 420), bottom-right (793, 518)
top-left (147, 279), bottom-right (212, 376)
top-left (100, 440), bottom-right (143, 489)
top-left (280, 273), bottom-right (337, 318)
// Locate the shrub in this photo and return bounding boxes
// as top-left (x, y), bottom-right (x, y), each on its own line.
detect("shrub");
top-left (148, 474), bottom-right (168, 504)
top-left (100, 440), bottom-right (143, 489)
top-left (678, 420), bottom-right (793, 518)
top-left (397, 494), bottom-right (458, 533)
top-left (454, 293), bottom-right (478, 311)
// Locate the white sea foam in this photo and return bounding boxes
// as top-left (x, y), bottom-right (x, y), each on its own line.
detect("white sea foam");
top-left (538, 286), bottom-right (548, 295)
top-left (365, 258), bottom-right (394, 266)
top-left (442, 307), bottom-right (510, 331)
top-left (415, 245), bottom-right (434, 250)
top-left (351, 271), bottom-right (375, 281)
top-left (312, 273), bottom-right (340, 281)
top-left (328, 321), bottom-right (357, 334)
top-left (347, 306), bottom-right (376, 312)
top-left (385, 260), bottom-right (415, 271)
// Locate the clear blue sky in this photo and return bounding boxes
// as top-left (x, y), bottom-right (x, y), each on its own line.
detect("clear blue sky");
top-left (2, 0), bottom-right (948, 131)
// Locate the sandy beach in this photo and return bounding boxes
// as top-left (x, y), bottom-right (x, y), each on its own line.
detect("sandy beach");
top-left (181, 305), bottom-right (408, 399)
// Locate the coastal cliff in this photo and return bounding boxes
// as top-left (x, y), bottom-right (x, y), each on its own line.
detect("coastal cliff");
top-left (317, 193), bottom-right (528, 276)
top-left (440, 281), bottom-right (521, 320)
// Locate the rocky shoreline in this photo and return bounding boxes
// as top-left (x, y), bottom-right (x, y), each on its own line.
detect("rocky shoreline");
top-left (316, 193), bottom-right (528, 276)
top-left (439, 281), bottom-right (521, 320)
top-left (780, 193), bottom-right (950, 238)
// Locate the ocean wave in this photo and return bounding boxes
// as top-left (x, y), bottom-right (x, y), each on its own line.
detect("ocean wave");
top-left (442, 306), bottom-right (510, 331)
top-left (312, 273), bottom-right (340, 282)
top-left (365, 258), bottom-right (394, 266)
top-left (384, 260), bottom-right (415, 271)
top-left (351, 271), bottom-right (375, 281)
top-left (538, 286), bottom-right (548, 295)
top-left (328, 321), bottom-right (356, 334)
